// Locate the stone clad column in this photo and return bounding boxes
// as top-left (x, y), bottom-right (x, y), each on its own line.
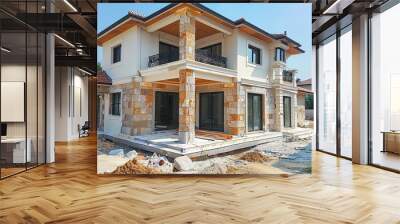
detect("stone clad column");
top-left (179, 9), bottom-right (195, 60)
top-left (178, 9), bottom-right (196, 144)
top-left (274, 88), bottom-right (283, 131)
top-left (226, 82), bottom-right (245, 136)
top-left (179, 69), bottom-right (195, 144)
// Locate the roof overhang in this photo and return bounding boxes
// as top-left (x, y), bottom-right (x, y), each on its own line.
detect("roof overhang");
top-left (97, 3), bottom-right (304, 54)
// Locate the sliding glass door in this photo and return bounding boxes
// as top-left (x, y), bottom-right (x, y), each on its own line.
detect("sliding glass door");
top-left (199, 92), bottom-right (224, 132)
top-left (154, 92), bottom-right (179, 131)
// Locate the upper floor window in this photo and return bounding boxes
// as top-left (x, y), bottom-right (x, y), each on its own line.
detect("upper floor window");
top-left (112, 44), bottom-right (121, 64)
top-left (248, 45), bottom-right (261, 65)
top-left (159, 42), bottom-right (179, 62)
top-left (275, 47), bottom-right (285, 62)
top-left (199, 43), bottom-right (222, 58)
top-left (110, 92), bottom-right (121, 116)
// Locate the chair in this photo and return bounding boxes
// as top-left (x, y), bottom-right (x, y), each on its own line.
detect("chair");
top-left (78, 121), bottom-right (90, 138)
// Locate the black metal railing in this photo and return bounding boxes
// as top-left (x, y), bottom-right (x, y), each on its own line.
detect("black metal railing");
top-left (195, 49), bottom-right (227, 68)
top-left (148, 51), bottom-right (227, 68)
top-left (283, 70), bottom-right (294, 82)
top-left (148, 53), bottom-right (179, 67)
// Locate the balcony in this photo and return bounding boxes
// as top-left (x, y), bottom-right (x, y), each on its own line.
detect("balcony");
top-left (282, 70), bottom-right (294, 82)
top-left (148, 51), bottom-right (227, 69)
top-left (195, 49), bottom-right (227, 68)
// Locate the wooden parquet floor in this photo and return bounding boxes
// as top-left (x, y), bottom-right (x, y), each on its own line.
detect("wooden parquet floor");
top-left (1, 135), bottom-right (400, 224)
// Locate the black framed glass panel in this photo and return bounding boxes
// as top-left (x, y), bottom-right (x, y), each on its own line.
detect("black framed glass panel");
top-left (154, 91), bottom-right (179, 131)
top-left (0, 1), bottom-right (46, 179)
top-left (283, 96), bottom-right (292, 128)
top-left (248, 93), bottom-right (262, 132)
top-left (199, 92), bottom-right (224, 132)
top-left (370, 4), bottom-right (400, 171)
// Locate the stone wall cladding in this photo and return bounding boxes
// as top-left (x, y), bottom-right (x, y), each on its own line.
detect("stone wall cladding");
top-left (117, 77), bottom-right (153, 136)
top-left (179, 69), bottom-right (196, 143)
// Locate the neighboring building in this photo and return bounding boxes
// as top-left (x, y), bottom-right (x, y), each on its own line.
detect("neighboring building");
top-left (97, 3), bottom-right (305, 144)
top-left (297, 78), bottom-right (312, 90)
top-left (296, 78), bottom-right (314, 124)
top-left (97, 70), bottom-right (113, 132)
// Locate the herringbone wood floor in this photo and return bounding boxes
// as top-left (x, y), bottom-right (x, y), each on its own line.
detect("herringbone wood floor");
top-left (1, 135), bottom-right (400, 224)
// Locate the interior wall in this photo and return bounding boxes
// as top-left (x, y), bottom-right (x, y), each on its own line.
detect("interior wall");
top-left (54, 67), bottom-right (89, 141)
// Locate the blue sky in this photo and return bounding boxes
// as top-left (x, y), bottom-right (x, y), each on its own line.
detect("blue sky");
top-left (97, 3), bottom-right (311, 80)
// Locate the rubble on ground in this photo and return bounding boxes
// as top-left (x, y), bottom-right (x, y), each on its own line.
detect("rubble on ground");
top-left (111, 159), bottom-right (159, 175)
top-left (240, 151), bottom-right (270, 163)
top-left (174, 156), bottom-right (193, 171)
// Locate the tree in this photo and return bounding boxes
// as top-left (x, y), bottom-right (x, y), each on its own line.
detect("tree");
top-left (97, 63), bottom-right (102, 72)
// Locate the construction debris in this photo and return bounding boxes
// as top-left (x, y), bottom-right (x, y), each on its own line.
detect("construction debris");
top-left (240, 151), bottom-right (270, 163)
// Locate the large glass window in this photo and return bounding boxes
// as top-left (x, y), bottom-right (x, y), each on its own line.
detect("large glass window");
top-left (371, 4), bottom-right (400, 171)
top-left (248, 45), bottom-right (261, 65)
top-left (317, 35), bottom-right (337, 154)
top-left (340, 26), bottom-right (352, 158)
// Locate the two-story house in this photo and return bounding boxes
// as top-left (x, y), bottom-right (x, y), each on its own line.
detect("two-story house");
top-left (97, 3), bottom-right (304, 145)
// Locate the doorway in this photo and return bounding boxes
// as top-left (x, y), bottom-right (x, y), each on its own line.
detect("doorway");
top-left (248, 93), bottom-right (263, 132)
top-left (154, 92), bottom-right (179, 130)
top-left (199, 92), bottom-right (224, 132)
top-left (283, 96), bottom-right (292, 128)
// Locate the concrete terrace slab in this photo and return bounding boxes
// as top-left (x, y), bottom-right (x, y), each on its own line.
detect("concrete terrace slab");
top-left (101, 130), bottom-right (283, 159)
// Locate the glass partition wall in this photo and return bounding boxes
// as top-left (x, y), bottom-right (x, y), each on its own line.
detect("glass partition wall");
top-left (0, 2), bottom-right (46, 179)
top-left (316, 26), bottom-right (353, 159)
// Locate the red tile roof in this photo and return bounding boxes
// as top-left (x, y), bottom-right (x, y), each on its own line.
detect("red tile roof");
top-left (97, 70), bottom-right (112, 85)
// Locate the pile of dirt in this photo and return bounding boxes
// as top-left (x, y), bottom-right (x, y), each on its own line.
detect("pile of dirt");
top-left (111, 159), bottom-right (159, 175)
top-left (240, 151), bottom-right (270, 163)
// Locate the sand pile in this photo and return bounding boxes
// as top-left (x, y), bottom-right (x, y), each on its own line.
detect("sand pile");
top-left (240, 151), bottom-right (270, 163)
top-left (112, 159), bottom-right (159, 174)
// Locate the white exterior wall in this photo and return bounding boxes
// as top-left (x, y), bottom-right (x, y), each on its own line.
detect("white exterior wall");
top-left (102, 26), bottom-right (140, 84)
top-left (103, 90), bottom-right (122, 137)
top-left (236, 32), bottom-right (273, 81)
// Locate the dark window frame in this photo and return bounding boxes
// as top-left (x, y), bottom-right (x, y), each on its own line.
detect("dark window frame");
top-left (275, 47), bottom-right (286, 62)
top-left (112, 44), bottom-right (121, 64)
top-left (248, 44), bottom-right (261, 65)
top-left (110, 92), bottom-right (121, 116)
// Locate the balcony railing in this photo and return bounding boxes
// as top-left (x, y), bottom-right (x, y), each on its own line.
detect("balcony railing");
top-left (148, 51), bottom-right (227, 68)
top-left (148, 53), bottom-right (179, 68)
top-left (195, 49), bottom-right (227, 68)
top-left (282, 70), bottom-right (294, 82)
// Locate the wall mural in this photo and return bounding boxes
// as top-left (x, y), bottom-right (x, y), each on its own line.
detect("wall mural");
top-left (96, 3), bottom-right (313, 175)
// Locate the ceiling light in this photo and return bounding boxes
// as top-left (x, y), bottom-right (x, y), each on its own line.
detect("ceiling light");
top-left (63, 0), bottom-right (78, 12)
top-left (1, 47), bottom-right (11, 53)
top-left (78, 67), bottom-right (93, 76)
top-left (54, 34), bottom-right (75, 48)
